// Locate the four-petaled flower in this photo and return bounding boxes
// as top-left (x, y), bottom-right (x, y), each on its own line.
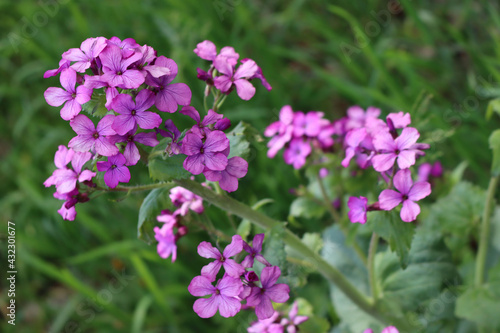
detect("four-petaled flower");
top-left (154, 223), bottom-right (177, 262)
top-left (241, 233), bottom-right (271, 268)
top-left (214, 57), bottom-right (259, 100)
top-left (111, 89), bottom-right (161, 135)
top-left (197, 235), bottom-right (245, 281)
top-left (379, 169), bottom-right (431, 222)
top-left (69, 114), bottom-right (119, 156)
top-left (188, 275), bottom-right (243, 318)
top-left (182, 130), bottom-right (230, 175)
top-left (347, 196), bottom-right (368, 224)
top-left (372, 127), bottom-right (422, 172)
top-left (96, 153), bottom-right (131, 188)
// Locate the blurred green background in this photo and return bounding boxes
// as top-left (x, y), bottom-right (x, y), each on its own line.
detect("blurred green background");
top-left (1, 0), bottom-right (500, 332)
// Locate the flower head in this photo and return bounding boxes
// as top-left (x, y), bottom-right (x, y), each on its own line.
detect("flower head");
top-left (96, 153), bottom-right (131, 188)
top-left (347, 196), bottom-right (368, 224)
top-left (68, 114), bottom-right (119, 156)
top-left (197, 235), bottom-right (245, 281)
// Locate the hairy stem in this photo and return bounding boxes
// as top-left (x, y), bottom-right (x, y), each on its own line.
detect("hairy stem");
top-left (474, 175), bottom-right (500, 286)
top-left (368, 232), bottom-right (380, 300)
top-left (174, 178), bottom-right (414, 331)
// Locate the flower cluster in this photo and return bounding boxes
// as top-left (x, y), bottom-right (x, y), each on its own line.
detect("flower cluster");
top-left (154, 186), bottom-right (204, 262)
top-left (335, 106), bottom-right (432, 223)
top-left (247, 301), bottom-right (309, 333)
top-left (44, 37), bottom-right (270, 220)
top-left (194, 40), bottom-right (271, 100)
top-left (264, 105), bottom-right (335, 169)
top-left (188, 234), bottom-right (290, 320)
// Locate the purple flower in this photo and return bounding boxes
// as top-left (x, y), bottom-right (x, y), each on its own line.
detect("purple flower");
top-left (197, 235), bottom-right (245, 281)
top-left (109, 129), bottom-right (159, 166)
top-left (96, 153), bottom-right (131, 188)
top-left (169, 186), bottom-right (204, 216)
top-left (372, 127), bottom-right (423, 172)
top-left (247, 311), bottom-right (284, 333)
top-left (417, 161), bottom-right (443, 182)
top-left (342, 128), bottom-right (375, 169)
top-left (280, 301), bottom-right (309, 333)
top-left (292, 112), bottom-right (323, 137)
top-left (382, 326), bottom-right (399, 333)
top-left (204, 156), bottom-right (248, 192)
top-left (194, 40), bottom-right (218, 61)
top-left (62, 37), bottom-right (107, 72)
top-left (154, 223), bottom-right (177, 262)
top-left (146, 56), bottom-right (192, 112)
top-left (246, 266), bottom-right (290, 320)
top-left (387, 112), bottom-right (411, 129)
top-left (44, 68), bottom-right (92, 120)
top-left (345, 106), bottom-right (381, 130)
top-left (68, 114), bottom-right (119, 156)
top-left (241, 58), bottom-right (272, 92)
top-left (265, 105), bottom-right (294, 158)
top-left (156, 119), bottom-right (182, 155)
top-left (214, 57), bottom-right (259, 100)
top-left (188, 275), bottom-right (243, 318)
top-left (110, 89), bottom-right (161, 135)
top-left (379, 169), bottom-right (431, 222)
top-left (182, 130), bottom-right (229, 175)
top-left (283, 139), bottom-right (311, 169)
top-left (241, 234), bottom-right (271, 268)
top-left (44, 58), bottom-right (70, 78)
top-left (100, 45), bottom-right (145, 89)
top-left (106, 36), bottom-right (140, 58)
top-left (348, 196), bottom-right (368, 224)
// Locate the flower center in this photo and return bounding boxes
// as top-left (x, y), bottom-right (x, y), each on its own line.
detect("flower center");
top-left (215, 288), bottom-right (220, 295)
top-left (111, 164), bottom-right (117, 169)
top-left (402, 194), bottom-right (408, 200)
top-left (93, 132), bottom-right (99, 139)
top-left (200, 147), bottom-right (204, 154)
top-left (131, 110), bottom-right (136, 116)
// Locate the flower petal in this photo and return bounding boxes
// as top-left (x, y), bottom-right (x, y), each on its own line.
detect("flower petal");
top-left (266, 283), bottom-right (290, 303)
top-left (401, 200), bottom-right (420, 222)
top-left (188, 275), bottom-right (215, 297)
top-left (393, 169), bottom-right (413, 195)
top-left (408, 181), bottom-right (431, 201)
top-left (193, 296), bottom-right (219, 318)
top-left (378, 189), bottom-right (403, 211)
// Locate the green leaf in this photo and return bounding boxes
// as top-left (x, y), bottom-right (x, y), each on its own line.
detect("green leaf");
top-left (148, 137), bottom-right (190, 182)
top-left (486, 98), bottom-right (500, 120)
top-left (455, 286), bottom-right (500, 329)
top-left (138, 186), bottom-right (175, 244)
top-left (264, 224), bottom-right (287, 270)
top-left (226, 121), bottom-right (262, 159)
top-left (237, 199), bottom-right (273, 241)
top-left (424, 182), bottom-right (485, 234)
top-left (489, 129), bottom-right (500, 176)
top-left (289, 197), bottom-right (326, 219)
top-left (82, 94), bottom-right (109, 118)
top-left (376, 230), bottom-right (457, 313)
top-left (369, 210), bottom-right (415, 269)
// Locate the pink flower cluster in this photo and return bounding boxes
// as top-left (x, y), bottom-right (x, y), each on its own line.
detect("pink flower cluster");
top-left (194, 40), bottom-right (271, 100)
top-left (153, 186), bottom-right (204, 262)
top-left (188, 234), bottom-right (290, 320)
top-left (44, 37), bottom-right (271, 219)
top-left (264, 105), bottom-right (335, 169)
top-left (247, 301), bottom-right (309, 333)
top-left (330, 106), bottom-right (433, 223)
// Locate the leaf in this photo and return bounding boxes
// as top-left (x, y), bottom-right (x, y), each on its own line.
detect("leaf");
top-left (237, 199), bottom-right (273, 241)
top-left (82, 94), bottom-right (109, 118)
top-left (264, 224), bottom-right (287, 271)
top-left (376, 230), bottom-right (457, 313)
top-left (486, 98), bottom-right (500, 120)
top-left (285, 233), bottom-right (324, 287)
top-left (455, 286), bottom-right (500, 329)
top-left (226, 121), bottom-right (262, 159)
top-left (424, 182), bottom-right (485, 234)
top-left (137, 186), bottom-right (175, 244)
top-left (489, 129), bottom-right (500, 176)
top-left (321, 225), bottom-right (382, 332)
top-left (289, 197), bottom-right (326, 219)
top-left (286, 232), bottom-right (323, 259)
top-left (148, 137), bottom-right (190, 182)
top-left (369, 210), bottom-right (415, 269)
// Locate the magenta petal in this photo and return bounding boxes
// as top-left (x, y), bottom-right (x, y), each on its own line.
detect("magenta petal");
top-left (397, 150), bottom-right (417, 169)
top-left (123, 142), bottom-right (140, 165)
top-left (214, 56), bottom-right (234, 76)
top-left (135, 111), bottom-right (162, 130)
top-left (261, 266), bottom-right (281, 288)
top-left (75, 85), bottom-right (92, 104)
top-left (373, 130), bottom-right (396, 151)
top-left (379, 189), bottom-right (403, 211)
top-left (408, 181), bottom-right (431, 201)
top-left (256, 296), bottom-right (275, 320)
top-left (218, 276), bottom-right (243, 297)
top-left (201, 261), bottom-right (222, 281)
top-left (71, 151), bottom-right (91, 173)
top-left (60, 99), bottom-right (82, 121)
top-left (194, 40), bottom-right (217, 61)
top-left (218, 295), bottom-right (241, 318)
top-left (219, 172), bottom-right (238, 192)
top-left (214, 75), bottom-right (233, 93)
top-left (266, 283), bottom-right (290, 303)
top-left (205, 130), bottom-right (229, 152)
top-left (204, 152), bottom-right (228, 171)
top-left (180, 106), bottom-right (201, 123)
top-left (396, 127), bottom-right (420, 150)
top-left (68, 135), bottom-right (94, 152)
top-left (342, 147), bottom-right (356, 168)
top-left (111, 93), bottom-right (135, 115)
top-left (59, 68), bottom-right (77, 92)
top-left (112, 115), bottom-right (136, 135)
top-left (401, 200), bottom-right (420, 222)
top-left (222, 260), bottom-right (244, 278)
top-left (94, 137), bottom-right (119, 156)
top-left (382, 326), bottom-right (399, 333)
top-left (182, 133), bottom-right (203, 155)
top-left (188, 275), bottom-right (215, 297)
top-left (103, 169), bottom-right (119, 188)
top-left (223, 235), bottom-right (243, 257)
top-left (193, 296), bottom-right (219, 318)
top-left (156, 83), bottom-right (191, 113)
top-left (372, 153), bottom-right (397, 172)
top-left (54, 145), bottom-right (74, 169)
top-left (204, 169), bottom-right (223, 182)
top-left (78, 170), bottom-right (96, 182)
top-left (393, 169), bottom-right (413, 195)
top-left (234, 79), bottom-right (256, 100)
top-left (234, 59), bottom-right (258, 79)
top-left (44, 87), bottom-right (71, 107)
top-left (134, 132), bottom-right (159, 147)
top-left (197, 241), bottom-right (221, 259)
top-left (97, 115), bottom-right (117, 136)
top-left (120, 70), bottom-right (145, 89)
top-left (252, 234), bottom-right (265, 252)
top-left (183, 154), bottom-right (205, 175)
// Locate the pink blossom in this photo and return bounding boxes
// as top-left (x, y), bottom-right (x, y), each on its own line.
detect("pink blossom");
top-left (154, 223), bottom-right (177, 262)
top-left (68, 114), bottom-right (119, 156)
top-left (348, 196), bottom-right (368, 224)
top-left (197, 235), bottom-right (245, 281)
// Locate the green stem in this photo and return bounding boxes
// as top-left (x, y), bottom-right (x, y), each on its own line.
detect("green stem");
top-left (316, 174), bottom-right (368, 266)
top-left (174, 178), bottom-right (414, 331)
top-left (474, 175), bottom-right (500, 286)
top-left (95, 182), bottom-right (174, 193)
top-left (368, 232), bottom-right (380, 300)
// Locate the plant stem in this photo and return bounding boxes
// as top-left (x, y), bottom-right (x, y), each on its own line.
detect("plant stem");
top-left (368, 232), bottom-right (380, 300)
top-left (174, 178), bottom-right (414, 331)
top-left (474, 175), bottom-right (500, 286)
top-left (316, 174), bottom-right (368, 266)
top-left (95, 182), bottom-right (174, 193)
